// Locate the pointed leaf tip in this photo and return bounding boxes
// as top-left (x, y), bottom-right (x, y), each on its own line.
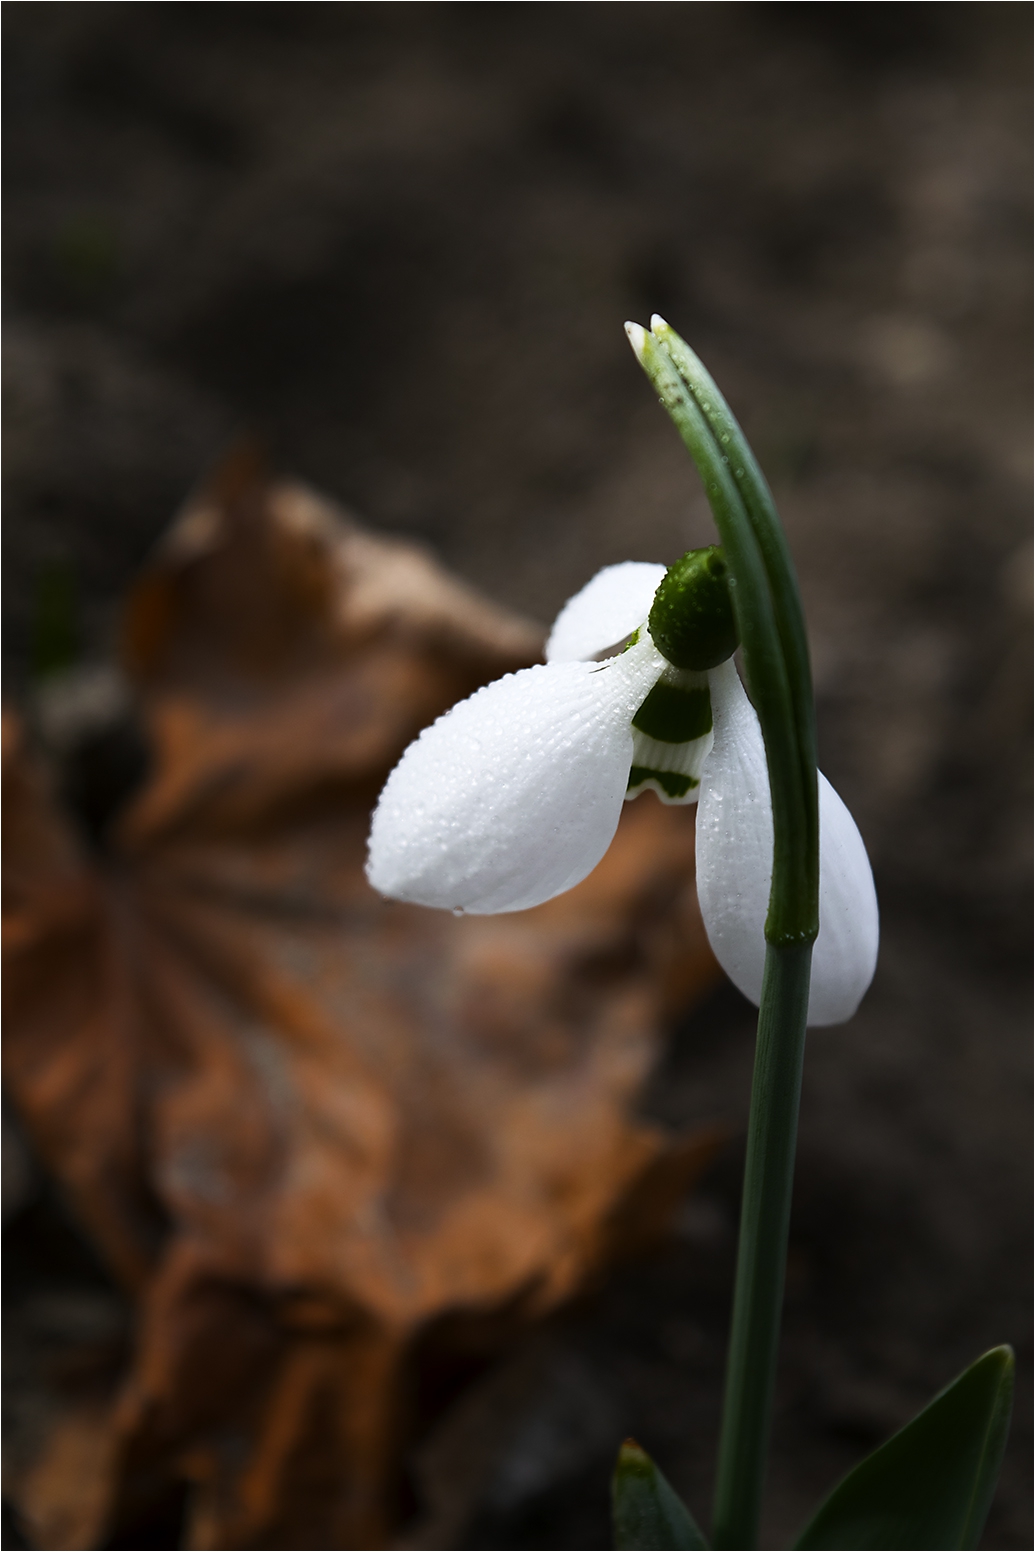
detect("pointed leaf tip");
top-left (650, 313), bottom-right (670, 334)
top-left (625, 320), bottom-right (648, 356)
top-left (612, 1438), bottom-right (708, 1550)
top-left (793, 1346), bottom-right (1014, 1550)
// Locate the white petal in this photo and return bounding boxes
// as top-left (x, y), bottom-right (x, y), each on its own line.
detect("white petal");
top-left (366, 636), bottom-right (666, 913)
top-left (808, 775), bottom-right (880, 1025)
top-left (546, 561), bottom-right (667, 663)
top-left (695, 659), bottom-right (879, 1026)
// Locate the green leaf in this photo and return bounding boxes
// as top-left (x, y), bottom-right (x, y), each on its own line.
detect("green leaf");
top-left (793, 1346), bottom-right (1014, 1550)
top-left (612, 1438), bottom-right (709, 1550)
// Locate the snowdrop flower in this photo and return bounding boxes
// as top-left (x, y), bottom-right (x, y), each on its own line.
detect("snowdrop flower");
top-left (367, 550), bottom-right (878, 1025)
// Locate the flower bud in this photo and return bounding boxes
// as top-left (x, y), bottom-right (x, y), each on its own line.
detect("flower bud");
top-left (648, 546), bottom-right (739, 670)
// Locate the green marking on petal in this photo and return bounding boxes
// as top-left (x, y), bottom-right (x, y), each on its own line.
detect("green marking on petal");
top-left (628, 766), bottom-right (697, 799)
top-left (633, 680), bottom-right (712, 743)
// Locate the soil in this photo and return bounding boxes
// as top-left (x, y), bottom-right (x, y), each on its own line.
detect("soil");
top-left (3, 5), bottom-right (1031, 1549)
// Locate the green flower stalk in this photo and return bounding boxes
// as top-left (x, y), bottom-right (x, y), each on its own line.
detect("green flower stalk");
top-left (627, 317), bottom-right (829, 1547)
top-left (367, 317), bottom-right (881, 1547)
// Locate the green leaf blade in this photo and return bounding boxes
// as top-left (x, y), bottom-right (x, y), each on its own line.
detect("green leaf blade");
top-left (612, 1438), bottom-right (709, 1550)
top-left (793, 1346), bottom-right (1014, 1550)
top-left (648, 317), bottom-right (818, 843)
top-left (627, 323), bottom-right (816, 948)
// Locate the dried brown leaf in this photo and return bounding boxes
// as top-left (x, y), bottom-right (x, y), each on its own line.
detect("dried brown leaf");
top-left (4, 467), bottom-right (721, 1548)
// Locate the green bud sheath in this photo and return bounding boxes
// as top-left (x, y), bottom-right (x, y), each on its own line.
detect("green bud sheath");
top-left (649, 546), bottom-right (739, 670)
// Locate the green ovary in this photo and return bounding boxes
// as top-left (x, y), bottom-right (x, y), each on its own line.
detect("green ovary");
top-left (647, 545), bottom-right (739, 670)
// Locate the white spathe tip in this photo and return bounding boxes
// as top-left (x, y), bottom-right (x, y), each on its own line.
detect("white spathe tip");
top-left (624, 321), bottom-right (647, 356)
top-left (650, 313), bottom-right (670, 334)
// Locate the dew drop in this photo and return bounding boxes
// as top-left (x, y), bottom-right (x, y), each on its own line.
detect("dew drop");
top-left (452, 906), bottom-right (465, 917)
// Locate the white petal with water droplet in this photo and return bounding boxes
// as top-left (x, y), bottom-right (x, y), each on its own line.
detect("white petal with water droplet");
top-left (366, 636), bottom-right (666, 913)
top-left (808, 778), bottom-right (880, 1025)
top-left (546, 561), bottom-right (667, 663)
top-left (695, 659), bottom-right (878, 1025)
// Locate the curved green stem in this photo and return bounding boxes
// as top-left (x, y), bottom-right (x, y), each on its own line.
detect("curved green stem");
top-left (649, 320), bottom-right (819, 898)
top-left (629, 321), bottom-right (820, 1548)
top-left (710, 941), bottom-right (811, 1549)
top-left (630, 325), bottom-right (817, 944)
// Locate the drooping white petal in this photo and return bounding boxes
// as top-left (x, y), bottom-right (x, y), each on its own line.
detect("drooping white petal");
top-left (693, 661), bottom-right (771, 1005)
top-left (807, 776), bottom-right (880, 1024)
top-left (367, 636), bottom-right (667, 914)
top-left (695, 659), bottom-right (879, 1026)
top-left (546, 561), bottom-right (667, 663)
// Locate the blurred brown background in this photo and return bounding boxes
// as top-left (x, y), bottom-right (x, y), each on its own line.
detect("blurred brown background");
top-left (3, 4), bottom-right (1031, 1549)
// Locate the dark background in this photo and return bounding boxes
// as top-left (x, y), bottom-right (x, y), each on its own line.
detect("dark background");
top-left (3, 4), bottom-right (1031, 1548)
